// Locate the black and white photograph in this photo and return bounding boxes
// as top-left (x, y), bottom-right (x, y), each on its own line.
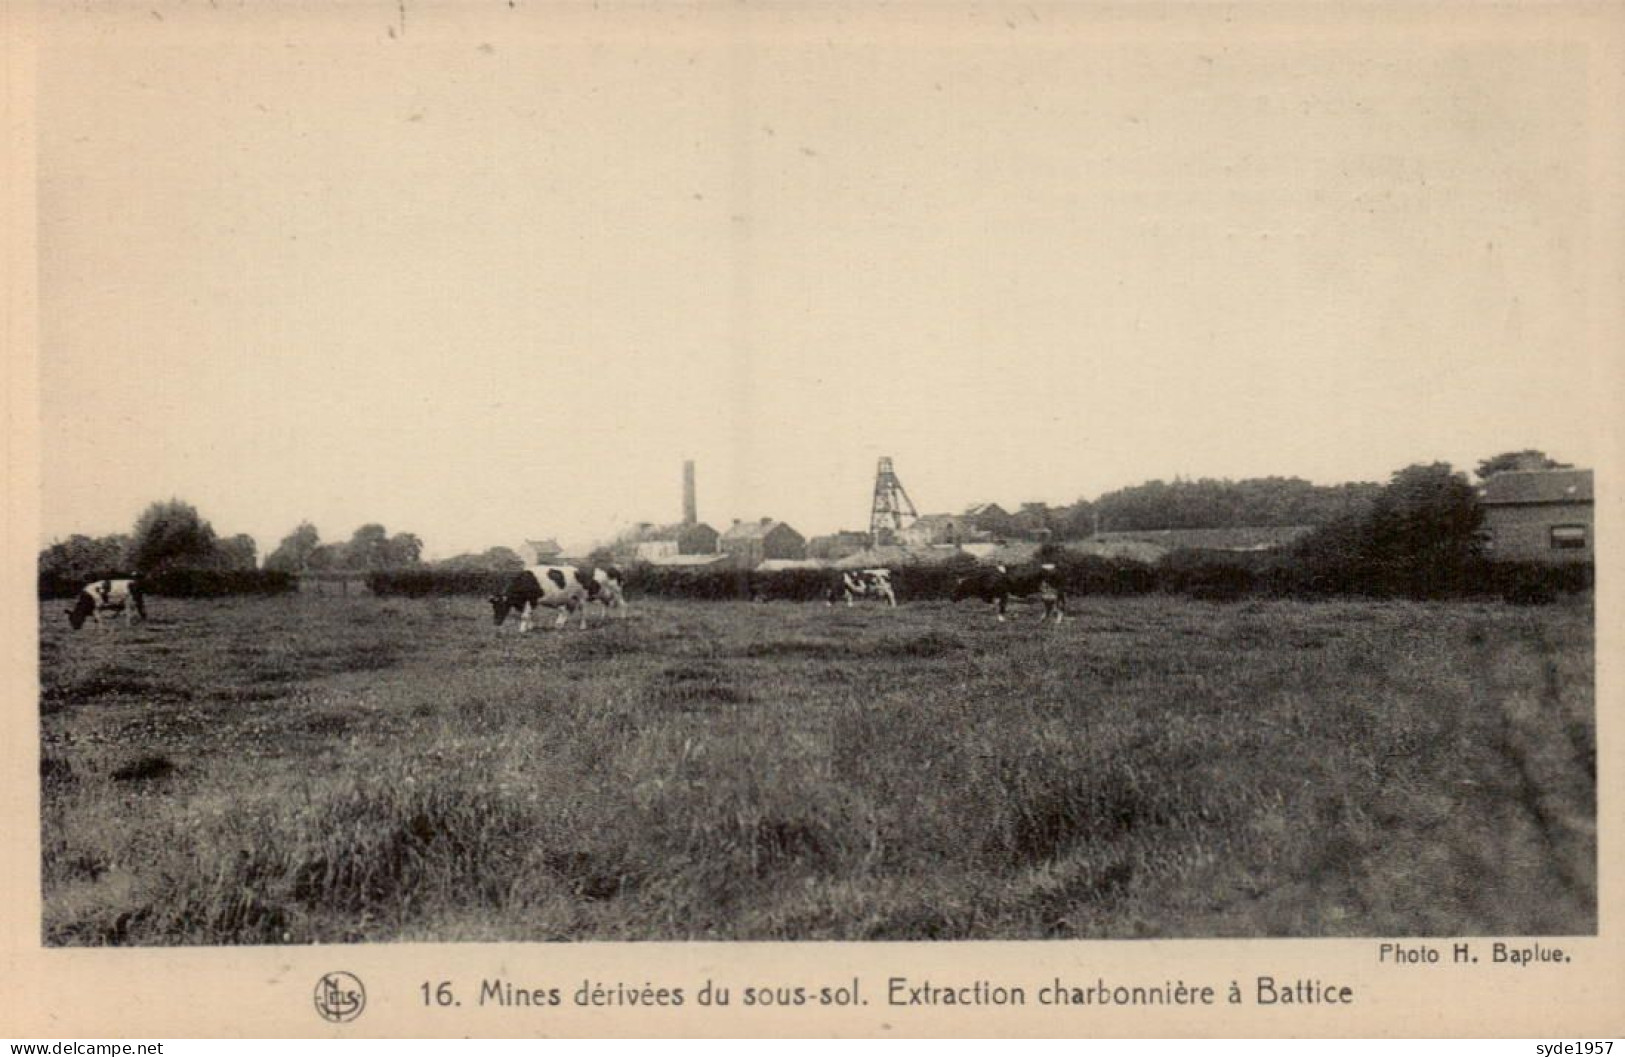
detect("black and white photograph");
top-left (5, 0), bottom-right (1622, 1038)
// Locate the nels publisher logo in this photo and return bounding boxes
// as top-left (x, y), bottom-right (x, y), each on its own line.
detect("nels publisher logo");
top-left (314, 971), bottom-right (367, 1023)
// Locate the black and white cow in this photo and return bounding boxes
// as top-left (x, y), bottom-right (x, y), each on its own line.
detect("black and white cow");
top-left (66, 577), bottom-right (147, 630)
top-left (828, 568), bottom-right (896, 607)
top-left (951, 564), bottom-right (1066, 624)
top-left (488, 565), bottom-right (625, 632)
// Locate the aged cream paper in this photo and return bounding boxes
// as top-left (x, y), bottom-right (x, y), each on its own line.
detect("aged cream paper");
top-left (4, 0), bottom-right (1623, 1038)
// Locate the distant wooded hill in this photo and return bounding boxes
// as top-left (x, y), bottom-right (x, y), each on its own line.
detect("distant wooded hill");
top-left (1011, 477), bottom-right (1383, 539)
top-left (1088, 476), bottom-right (1382, 532)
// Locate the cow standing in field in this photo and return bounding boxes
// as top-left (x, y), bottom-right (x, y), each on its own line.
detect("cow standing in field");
top-left (951, 563), bottom-right (1066, 624)
top-left (66, 577), bottom-right (146, 630)
top-left (588, 569), bottom-right (628, 617)
top-left (829, 568), bottom-right (897, 608)
top-left (489, 566), bottom-right (625, 632)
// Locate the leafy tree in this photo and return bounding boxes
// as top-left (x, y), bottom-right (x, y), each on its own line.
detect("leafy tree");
top-left (1475, 450), bottom-right (1571, 480)
top-left (1294, 463), bottom-right (1483, 597)
top-left (345, 524), bottom-right (391, 570)
top-left (213, 534), bottom-right (259, 571)
top-left (265, 522), bottom-right (321, 572)
top-left (1086, 476), bottom-right (1380, 532)
top-left (1055, 499), bottom-right (1097, 540)
top-left (337, 524), bottom-right (425, 571)
top-left (383, 532), bottom-right (424, 569)
top-left (1367, 463), bottom-right (1484, 567)
top-left (306, 543), bottom-right (349, 571)
top-left (484, 546), bottom-right (525, 571)
top-left (126, 499), bottom-right (220, 573)
top-left (1011, 502), bottom-right (1059, 540)
top-left (38, 534), bottom-right (131, 582)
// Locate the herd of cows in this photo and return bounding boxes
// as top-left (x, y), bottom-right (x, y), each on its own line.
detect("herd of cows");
top-left (486, 564), bottom-right (1069, 626)
top-left (484, 563), bottom-right (1069, 628)
top-left (59, 562), bottom-right (1071, 633)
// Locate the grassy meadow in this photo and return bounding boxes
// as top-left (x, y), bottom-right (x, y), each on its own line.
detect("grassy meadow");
top-left (38, 591), bottom-right (1595, 944)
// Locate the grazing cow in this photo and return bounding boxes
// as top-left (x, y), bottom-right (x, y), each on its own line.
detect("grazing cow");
top-left (588, 567), bottom-right (628, 615)
top-left (828, 568), bottom-right (897, 607)
top-left (951, 563), bottom-right (1066, 624)
top-left (66, 577), bottom-right (146, 630)
top-left (488, 565), bottom-right (625, 632)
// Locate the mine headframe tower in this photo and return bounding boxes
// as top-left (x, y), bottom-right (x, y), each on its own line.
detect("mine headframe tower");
top-left (869, 456), bottom-right (918, 545)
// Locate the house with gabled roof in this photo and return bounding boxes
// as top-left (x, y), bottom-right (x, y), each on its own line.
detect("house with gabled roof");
top-left (523, 538), bottom-right (564, 565)
top-left (899, 512), bottom-right (994, 546)
top-left (808, 530), bottom-right (871, 562)
top-left (612, 521), bottom-right (721, 562)
top-left (962, 502), bottom-right (1015, 537)
top-left (720, 518), bottom-right (806, 567)
top-left (1479, 468), bottom-right (1594, 563)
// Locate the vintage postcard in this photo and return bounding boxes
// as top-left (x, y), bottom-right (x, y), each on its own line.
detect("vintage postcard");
top-left (3, 0), bottom-right (1622, 1038)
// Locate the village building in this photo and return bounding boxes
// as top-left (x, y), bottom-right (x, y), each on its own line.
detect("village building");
top-left (616, 521), bottom-right (720, 562)
top-left (634, 539), bottom-right (680, 561)
top-left (962, 502), bottom-right (1015, 537)
top-left (898, 513), bottom-right (982, 547)
top-left (720, 518), bottom-right (807, 567)
top-left (522, 538), bottom-right (564, 565)
top-left (806, 526), bottom-right (871, 559)
top-left (808, 530), bottom-right (872, 562)
top-left (897, 503), bottom-right (1017, 546)
top-left (1479, 468), bottom-right (1594, 563)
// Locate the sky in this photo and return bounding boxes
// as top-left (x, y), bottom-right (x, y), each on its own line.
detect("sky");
top-left (34, 2), bottom-right (1621, 560)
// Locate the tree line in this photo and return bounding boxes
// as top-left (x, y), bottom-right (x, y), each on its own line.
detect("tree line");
top-left (1000, 477), bottom-right (1384, 540)
top-left (36, 500), bottom-right (437, 587)
top-left (263, 522), bottom-right (426, 573)
top-left (371, 452), bottom-right (1586, 603)
top-left (38, 450), bottom-right (1578, 596)
top-left (38, 499), bottom-right (259, 584)
top-left (985, 452), bottom-right (1567, 540)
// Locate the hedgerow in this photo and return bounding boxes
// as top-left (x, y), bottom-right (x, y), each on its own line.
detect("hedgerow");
top-left (37, 569), bottom-right (295, 599)
top-left (366, 570), bottom-right (511, 598)
top-left (42, 554), bottom-right (1587, 605)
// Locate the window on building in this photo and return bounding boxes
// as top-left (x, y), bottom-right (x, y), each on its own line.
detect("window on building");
top-left (1550, 524), bottom-right (1588, 550)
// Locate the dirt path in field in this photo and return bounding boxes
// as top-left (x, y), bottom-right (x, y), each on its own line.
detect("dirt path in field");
top-left (1481, 621), bottom-right (1597, 915)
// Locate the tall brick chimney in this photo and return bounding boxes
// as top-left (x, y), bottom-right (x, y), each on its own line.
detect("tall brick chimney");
top-left (682, 460), bottom-right (697, 525)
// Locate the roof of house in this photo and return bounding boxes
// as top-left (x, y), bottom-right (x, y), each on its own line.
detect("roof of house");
top-left (976, 541), bottom-right (1044, 565)
top-left (833, 545), bottom-right (967, 569)
top-left (722, 519), bottom-right (797, 540)
top-left (623, 521), bottom-right (715, 543)
top-left (810, 530), bottom-right (871, 543)
top-left (756, 559), bottom-right (830, 571)
top-left (639, 553), bottom-right (731, 568)
top-left (1480, 468), bottom-right (1594, 505)
top-left (905, 513), bottom-right (961, 529)
top-left (525, 538), bottom-right (562, 552)
top-left (963, 502), bottom-right (1007, 517)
